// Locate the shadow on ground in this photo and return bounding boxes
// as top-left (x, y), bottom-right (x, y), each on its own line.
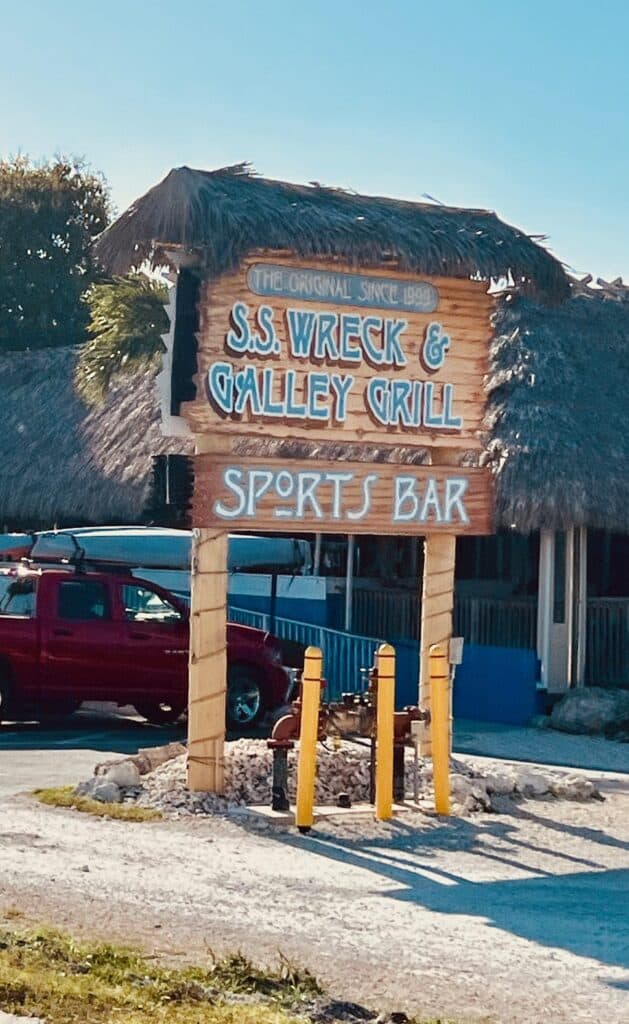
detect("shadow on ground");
top-left (0, 707), bottom-right (266, 754)
top-left (0, 712), bottom-right (186, 754)
top-left (260, 808), bottom-right (629, 981)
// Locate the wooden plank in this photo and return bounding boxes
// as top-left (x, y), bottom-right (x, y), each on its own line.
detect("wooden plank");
top-left (180, 255), bottom-right (493, 454)
top-left (419, 534), bottom-right (456, 756)
top-left (193, 454), bottom-right (493, 536)
top-left (187, 529), bottom-right (228, 792)
top-left (191, 572), bottom-right (229, 614)
top-left (190, 608), bottom-right (227, 661)
top-left (188, 649), bottom-right (227, 702)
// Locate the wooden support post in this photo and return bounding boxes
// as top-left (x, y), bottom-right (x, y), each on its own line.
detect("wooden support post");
top-left (419, 534), bottom-right (456, 757)
top-left (187, 528), bottom-right (228, 792)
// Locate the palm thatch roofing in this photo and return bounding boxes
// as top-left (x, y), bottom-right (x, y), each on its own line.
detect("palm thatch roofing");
top-left (95, 164), bottom-right (569, 302)
top-left (487, 279), bottom-right (629, 532)
top-left (0, 347), bottom-right (191, 527)
top-left (4, 164), bottom-right (626, 536)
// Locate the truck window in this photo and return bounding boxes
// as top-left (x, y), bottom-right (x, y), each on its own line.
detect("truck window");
top-left (121, 584), bottom-right (182, 623)
top-left (58, 580), bottom-right (108, 621)
top-left (0, 578), bottom-right (36, 617)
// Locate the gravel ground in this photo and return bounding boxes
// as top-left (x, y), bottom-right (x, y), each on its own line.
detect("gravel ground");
top-left (1, 757), bottom-right (628, 1024)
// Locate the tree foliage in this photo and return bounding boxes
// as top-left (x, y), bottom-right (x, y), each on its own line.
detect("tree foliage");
top-left (0, 155), bottom-right (110, 351)
top-left (75, 273), bottom-right (169, 405)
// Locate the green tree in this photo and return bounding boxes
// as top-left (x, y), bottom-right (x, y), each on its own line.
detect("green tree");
top-left (75, 273), bottom-right (169, 405)
top-left (0, 155), bottom-right (110, 351)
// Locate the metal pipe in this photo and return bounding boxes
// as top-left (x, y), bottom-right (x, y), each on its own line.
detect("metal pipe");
top-left (393, 743), bottom-right (405, 803)
top-left (268, 740), bottom-right (293, 811)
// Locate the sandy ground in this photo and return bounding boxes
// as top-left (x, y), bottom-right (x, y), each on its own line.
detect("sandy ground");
top-left (1, 760), bottom-right (628, 1024)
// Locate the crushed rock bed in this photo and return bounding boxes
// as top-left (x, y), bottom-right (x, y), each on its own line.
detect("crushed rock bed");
top-left (81, 739), bottom-right (603, 818)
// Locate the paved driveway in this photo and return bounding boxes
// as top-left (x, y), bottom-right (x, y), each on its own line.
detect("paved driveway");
top-left (0, 705), bottom-right (185, 798)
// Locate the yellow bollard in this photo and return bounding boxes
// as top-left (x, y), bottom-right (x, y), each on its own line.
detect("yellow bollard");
top-left (430, 643), bottom-right (451, 815)
top-left (295, 645), bottom-right (322, 833)
top-left (375, 642), bottom-right (396, 821)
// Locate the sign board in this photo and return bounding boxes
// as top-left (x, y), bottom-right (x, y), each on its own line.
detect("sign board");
top-left (193, 455), bottom-right (493, 535)
top-left (182, 255), bottom-right (492, 450)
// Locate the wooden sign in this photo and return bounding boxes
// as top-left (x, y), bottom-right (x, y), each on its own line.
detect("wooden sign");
top-left (193, 455), bottom-right (493, 535)
top-left (182, 254), bottom-right (493, 450)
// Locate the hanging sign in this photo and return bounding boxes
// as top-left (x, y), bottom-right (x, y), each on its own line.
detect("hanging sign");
top-left (182, 255), bottom-right (492, 450)
top-left (193, 455), bottom-right (493, 536)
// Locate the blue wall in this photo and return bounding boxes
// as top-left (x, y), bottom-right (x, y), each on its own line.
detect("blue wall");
top-left (453, 644), bottom-right (539, 726)
top-left (392, 639), bottom-right (539, 725)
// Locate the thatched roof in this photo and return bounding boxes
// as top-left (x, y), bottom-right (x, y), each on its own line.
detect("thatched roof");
top-left (1, 272), bottom-right (627, 534)
top-left (0, 347), bottom-right (191, 527)
top-left (95, 164), bottom-right (569, 302)
top-left (487, 279), bottom-right (629, 532)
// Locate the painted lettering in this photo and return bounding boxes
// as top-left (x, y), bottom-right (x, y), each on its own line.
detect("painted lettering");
top-left (329, 373), bottom-right (354, 422)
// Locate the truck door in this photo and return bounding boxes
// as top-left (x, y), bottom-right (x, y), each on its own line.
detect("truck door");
top-left (116, 581), bottom-right (188, 703)
top-left (41, 577), bottom-right (124, 703)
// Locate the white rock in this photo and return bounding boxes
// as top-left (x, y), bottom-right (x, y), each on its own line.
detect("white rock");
top-left (484, 773), bottom-right (517, 796)
top-left (550, 687), bottom-right (629, 735)
top-left (514, 771), bottom-right (549, 797)
top-left (549, 775), bottom-right (598, 801)
top-left (450, 774), bottom-right (474, 800)
top-left (105, 762), bottom-right (141, 788)
top-left (91, 781), bottom-right (123, 804)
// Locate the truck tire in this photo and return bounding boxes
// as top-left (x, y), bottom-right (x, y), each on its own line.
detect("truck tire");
top-left (135, 701), bottom-right (186, 726)
top-left (227, 665), bottom-right (264, 729)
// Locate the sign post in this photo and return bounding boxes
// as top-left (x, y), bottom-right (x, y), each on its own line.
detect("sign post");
top-left (182, 255), bottom-right (494, 792)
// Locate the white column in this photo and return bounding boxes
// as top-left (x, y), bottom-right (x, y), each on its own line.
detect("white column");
top-left (344, 535), bottom-right (355, 632)
top-left (575, 527), bottom-right (588, 687)
top-left (537, 530), bottom-right (555, 688)
top-left (565, 527), bottom-right (575, 686)
top-left (313, 533), bottom-right (322, 576)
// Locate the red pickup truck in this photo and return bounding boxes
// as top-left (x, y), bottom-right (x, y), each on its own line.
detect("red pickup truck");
top-left (0, 567), bottom-right (292, 728)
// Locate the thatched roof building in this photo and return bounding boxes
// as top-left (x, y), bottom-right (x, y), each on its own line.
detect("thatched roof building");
top-left (3, 166), bottom-right (626, 537)
top-left (0, 346), bottom-right (191, 528)
top-left (487, 279), bottom-right (629, 533)
top-left (96, 164), bottom-right (569, 302)
top-left (94, 165), bottom-right (629, 537)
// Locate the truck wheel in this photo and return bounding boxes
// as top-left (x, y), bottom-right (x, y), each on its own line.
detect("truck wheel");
top-left (135, 701), bottom-right (186, 726)
top-left (227, 666), bottom-right (263, 729)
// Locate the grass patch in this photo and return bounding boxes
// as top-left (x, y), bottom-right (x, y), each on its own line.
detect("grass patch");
top-left (0, 926), bottom-right (322, 1023)
top-left (31, 785), bottom-right (162, 822)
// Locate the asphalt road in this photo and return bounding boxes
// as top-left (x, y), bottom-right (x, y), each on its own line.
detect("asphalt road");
top-left (0, 704), bottom-right (186, 797)
top-left (0, 703), bottom-right (271, 797)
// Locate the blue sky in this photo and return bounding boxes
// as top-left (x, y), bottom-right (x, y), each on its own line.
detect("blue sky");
top-left (3, 0), bottom-right (628, 280)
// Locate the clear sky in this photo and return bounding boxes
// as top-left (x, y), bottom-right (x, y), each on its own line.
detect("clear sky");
top-left (3, 0), bottom-right (628, 281)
